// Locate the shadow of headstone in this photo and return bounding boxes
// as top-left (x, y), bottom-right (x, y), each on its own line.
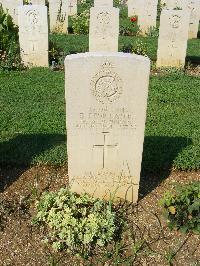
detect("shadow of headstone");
top-left (0, 133), bottom-right (66, 192)
top-left (139, 136), bottom-right (192, 199)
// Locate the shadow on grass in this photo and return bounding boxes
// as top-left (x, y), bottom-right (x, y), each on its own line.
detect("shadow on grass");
top-left (0, 133), bottom-right (66, 192)
top-left (185, 55), bottom-right (200, 66)
top-left (0, 134), bottom-right (192, 199)
top-left (139, 136), bottom-right (192, 199)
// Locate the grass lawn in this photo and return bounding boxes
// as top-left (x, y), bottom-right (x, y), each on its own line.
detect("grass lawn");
top-left (49, 34), bottom-right (200, 64)
top-left (0, 68), bottom-right (200, 172)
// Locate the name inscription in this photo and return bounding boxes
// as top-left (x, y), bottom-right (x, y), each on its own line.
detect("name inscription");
top-left (75, 107), bottom-right (136, 130)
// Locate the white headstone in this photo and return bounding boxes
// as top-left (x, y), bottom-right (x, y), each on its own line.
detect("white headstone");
top-left (18, 5), bottom-right (49, 67)
top-left (127, 0), bottom-right (140, 17)
top-left (161, 0), bottom-right (200, 39)
top-left (161, 0), bottom-right (187, 10)
top-left (187, 0), bottom-right (200, 39)
top-left (29, 0), bottom-right (45, 5)
top-left (1, 0), bottom-right (23, 25)
top-left (65, 52), bottom-right (150, 203)
top-left (157, 10), bottom-right (190, 68)
top-left (68, 0), bottom-right (77, 16)
top-left (137, 0), bottom-right (158, 35)
top-left (89, 7), bottom-right (119, 52)
top-left (49, 0), bottom-right (68, 33)
top-left (94, 0), bottom-right (113, 7)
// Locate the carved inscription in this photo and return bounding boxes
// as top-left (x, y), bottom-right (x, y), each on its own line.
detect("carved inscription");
top-left (76, 107), bottom-right (136, 130)
top-left (170, 14), bottom-right (181, 28)
top-left (95, 11), bottom-right (111, 37)
top-left (91, 61), bottom-right (122, 104)
top-left (25, 9), bottom-right (39, 31)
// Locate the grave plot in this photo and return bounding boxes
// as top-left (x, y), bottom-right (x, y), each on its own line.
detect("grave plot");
top-left (0, 0), bottom-right (199, 264)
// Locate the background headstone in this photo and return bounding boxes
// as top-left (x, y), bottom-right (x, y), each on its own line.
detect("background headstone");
top-left (161, 0), bottom-right (187, 10)
top-left (94, 0), bottom-right (113, 7)
top-left (137, 0), bottom-right (158, 35)
top-left (28, 0), bottom-right (45, 5)
top-left (127, 0), bottom-right (140, 17)
top-left (89, 7), bottom-right (119, 52)
top-left (18, 5), bottom-right (49, 67)
top-left (49, 0), bottom-right (68, 33)
top-left (0, 0), bottom-right (23, 25)
top-left (161, 0), bottom-right (200, 39)
top-left (187, 0), bottom-right (200, 39)
top-left (65, 52), bottom-right (150, 202)
top-left (157, 10), bottom-right (190, 68)
top-left (68, 0), bottom-right (77, 16)
top-left (29, 0), bottom-right (45, 5)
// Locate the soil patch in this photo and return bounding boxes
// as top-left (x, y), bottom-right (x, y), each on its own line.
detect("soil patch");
top-left (0, 166), bottom-right (199, 265)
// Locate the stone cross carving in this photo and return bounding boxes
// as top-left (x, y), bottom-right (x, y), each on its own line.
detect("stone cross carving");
top-left (93, 132), bottom-right (118, 168)
top-left (69, 2), bottom-right (73, 13)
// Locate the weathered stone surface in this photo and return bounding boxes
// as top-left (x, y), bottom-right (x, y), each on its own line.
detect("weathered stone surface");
top-left (29, 0), bottom-right (45, 5)
top-left (157, 10), bottom-right (190, 68)
top-left (65, 52), bottom-right (150, 202)
top-left (187, 0), bottom-right (200, 39)
top-left (0, 0), bottom-right (23, 25)
top-left (18, 5), bottom-right (49, 67)
top-left (137, 0), bottom-right (158, 35)
top-left (68, 0), bottom-right (77, 16)
top-left (160, 0), bottom-right (200, 39)
top-left (94, 0), bottom-right (113, 7)
top-left (89, 7), bottom-right (119, 52)
top-left (127, 0), bottom-right (140, 17)
top-left (49, 0), bottom-right (68, 33)
top-left (161, 0), bottom-right (187, 9)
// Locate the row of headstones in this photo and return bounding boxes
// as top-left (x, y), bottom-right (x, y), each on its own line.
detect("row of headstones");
top-left (17, 0), bottom-right (200, 69)
top-left (128, 0), bottom-right (200, 67)
top-left (66, 0), bottom-right (200, 202)
top-left (128, 0), bottom-right (200, 39)
top-left (4, 1), bottom-right (199, 202)
top-left (0, 0), bottom-right (77, 32)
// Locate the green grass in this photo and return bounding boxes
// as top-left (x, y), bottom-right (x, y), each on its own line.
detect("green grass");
top-left (50, 34), bottom-right (200, 64)
top-left (0, 68), bottom-right (200, 172)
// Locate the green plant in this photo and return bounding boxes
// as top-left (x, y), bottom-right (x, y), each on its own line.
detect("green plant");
top-left (71, 10), bottom-right (90, 35)
top-left (132, 39), bottom-right (148, 56)
top-left (147, 26), bottom-right (159, 38)
top-left (33, 188), bottom-right (125, 258)
top-left (0, 4), bottom-right (24, 71)
top-left (120, 17), bottom-right (139, 36)
top-left (49, 39), bottom-right (65, 68)
top-left (160, 182), bottom-right (200, 234)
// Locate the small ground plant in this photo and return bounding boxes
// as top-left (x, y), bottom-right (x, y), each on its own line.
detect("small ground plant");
top-left (33, 188), bottom-right (125, 258)
top-left (160, 182), bottom-right (200, 234)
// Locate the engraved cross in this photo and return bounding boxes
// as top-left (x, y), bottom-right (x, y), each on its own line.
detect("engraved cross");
top-left (93, 132), bottom-right (118, 169)
top-left (69, 2), bottom-right (73, 13)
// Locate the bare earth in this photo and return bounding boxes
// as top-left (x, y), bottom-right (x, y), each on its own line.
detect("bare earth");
top-left (0, 166), bottom-right (199, 266)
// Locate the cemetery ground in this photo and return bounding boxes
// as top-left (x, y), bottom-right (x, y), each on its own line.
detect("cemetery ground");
top-left (0, 42), bottom-right (200, 264)
top-left (0, 3), bottom-right (200, 264)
